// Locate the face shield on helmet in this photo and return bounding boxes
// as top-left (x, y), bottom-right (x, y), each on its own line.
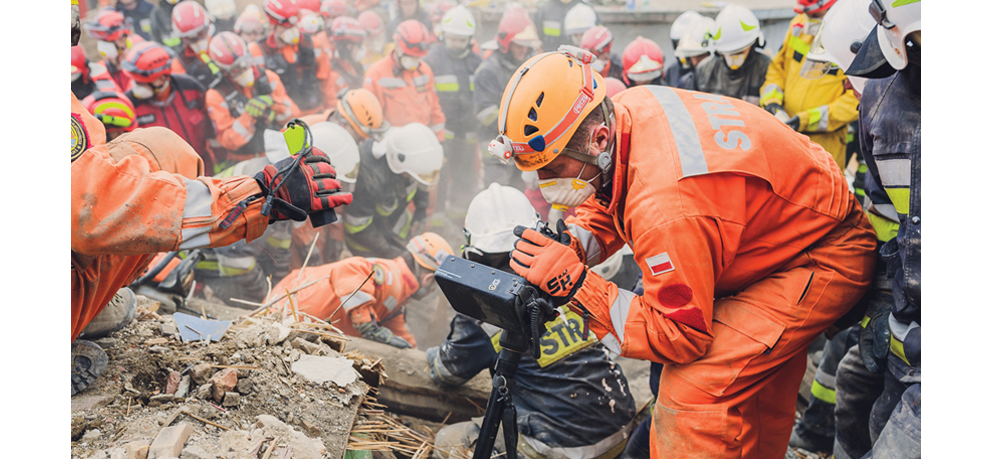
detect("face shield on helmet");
top-left (563, 3), bottom-right (597, 45)
top-left (670, 10), bottom-right (703, 49)
top-left (712, 4), bottom-right (764, 55)
top-left (310, 122), bottom-right (361, 185)
top-left (379, 123), bottom-right (444, 186)
top-left (799, 0), bottom-right (874, 95)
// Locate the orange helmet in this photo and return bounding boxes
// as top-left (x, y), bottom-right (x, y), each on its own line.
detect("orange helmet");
top-left (330, 16), bottom-right (367, 43)
top-left (235, 5), bottom-right (268, 36)
top-left (85, 8), bottom-right (130, 42)
top-left (122, 42), bottom-right (174, 83)
top-left (358, 10), bottom-right (384, 37)
top-left (393, 19), bottom-right (432, 57)
top-left (338, 88), bottom-right (387, 140)
top-left (621, 36), bottom-right (664, 86)
top-left (82, 91), bottom-right (137, 134)
top-left (495, 8), bottom-right (539, 54)
top-left (488, 47), bottom-right (606, 172)
top-left (406, 232), bottom-right (455, 272)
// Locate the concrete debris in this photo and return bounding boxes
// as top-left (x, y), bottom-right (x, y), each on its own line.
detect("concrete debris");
top-left (209, 368), bottom-right (238, 403)
top-left (189, 363), bottom-right (212, 386)
top-left (165, 371), bottom-right (182, 395)
top-left (124, 440), bottom-right (150, 459)
top-left (82, 429), bottom-right (103, 442)
top-left (148, 346), bottom-right (170, 354)
top-left (148, 423), bottom-right (193, 459)
top-left (194, 383), bottom-right (212, 401)
top-left (222, 392), bottom-right (241, 407)
top-left (292, 354), bottom-right (359, 386)
top-left (267, 322), bottom-right (292, 345)
top-left (254, 415), bottom-right (325, 459)
top-left (148, 394), bottom-right (175, 407)
top-left (292, 337), bottom-right (324, 355)
top-left (175, 375), bottom-right (191, 399)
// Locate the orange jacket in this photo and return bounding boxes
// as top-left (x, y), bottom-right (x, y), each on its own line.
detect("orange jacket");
top-left (363, 54), bottom-right (446, 142)
top-left (72, 94), bottom-right (270, 339)
top-left (565, 86), bottom-right (865, 365)
top-left (248, 34), bottom-right (336, 115)
top-left (205, 69), bottom-right (299, 156)
top-left (271, 256), bottom-right (420, 346)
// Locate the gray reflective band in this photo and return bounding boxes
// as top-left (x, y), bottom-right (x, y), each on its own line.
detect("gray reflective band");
top-left (649, 87), bottom-right (708, 177)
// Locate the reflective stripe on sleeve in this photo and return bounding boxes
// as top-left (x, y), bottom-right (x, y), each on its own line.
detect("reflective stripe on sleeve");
top-left (807, 105), bottom-right (829, 132)
top-left (178, 179), bottom-right (214, 250)
top-left (477, 105), bottom-right (499, 125)
top-left (341, 290), bottom-right (375, 311)
top-left (566, 223), bottom-right (603, 265)
top-left (343, 213), bottom-right (373, 233)
top-left (232, 118), bottom-right (252, 140)
top-left (654, 87), bottom-right (707, 177)
top-left (876, 158), bottom-right (912, 213)
top-left (888, 317), bottom-right (919, 366)
top-left (431, 123), bottom-right (445, 133)
top-left (266, 235), bottom-right (292, 249)
top-left (542, 21), bottom-right (561, 37)
top-left (760, 84), bottom-right (784, 106)
top-left (810, 380), bottom-right (837, 404)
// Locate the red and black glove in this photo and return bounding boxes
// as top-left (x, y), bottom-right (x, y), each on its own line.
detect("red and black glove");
top-left (510, 220), bottom-right (587, 307)
top-left (254, 147), bottom-right (353, 223)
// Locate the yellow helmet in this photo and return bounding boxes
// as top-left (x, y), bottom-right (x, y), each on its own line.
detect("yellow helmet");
top-left (489, 46), bottom-right (607, 172)
top-left (338, 88), bottom-right (389, 140)
top-left (406, 232), bottom-right (455, 272)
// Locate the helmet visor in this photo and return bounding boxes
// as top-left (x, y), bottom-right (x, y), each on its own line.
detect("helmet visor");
top-left (799, 57), bottom-right (837, 79)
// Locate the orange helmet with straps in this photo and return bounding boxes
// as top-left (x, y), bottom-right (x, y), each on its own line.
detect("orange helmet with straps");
top-left (121, 42), bottom-right (174, 84)
top-left (358, 10), bottom-right (384, 37)
top-left (86, 8), bottom-right (130, 42)
top-left (488, 46), bottom-right (607, 172)
top-left (337, 88), bottom-right (387, 140)
top-left (393, 19), bottom-right (432, 57)
top-left (406, 232), bottom-right (455, 272)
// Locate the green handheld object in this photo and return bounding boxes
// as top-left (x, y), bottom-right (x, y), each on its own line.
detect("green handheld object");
top-left (283, 119), bottom-right (312, 156)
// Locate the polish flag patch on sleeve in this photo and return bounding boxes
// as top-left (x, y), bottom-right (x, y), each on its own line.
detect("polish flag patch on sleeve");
top-left (646, 253), bottom-right (675, 276)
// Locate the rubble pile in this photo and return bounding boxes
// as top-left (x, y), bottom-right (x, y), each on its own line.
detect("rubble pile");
top-left (70, 296), bottom-right (422, 459)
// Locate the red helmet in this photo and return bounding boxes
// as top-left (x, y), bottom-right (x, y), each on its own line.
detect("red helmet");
top-left (321, 0), bottom-right (348, 19)
top-left (263, 0), bottom-right (300, 26)
top-left (604, 77), bottom-right (626, 98)
top-left (83, 91), bottom-right (137, 134)
top-left (495, 8), bottom-right (538, 54)
top-left (330, 16), bottom-right (367, 43)
top-left (354, 0), bottom-right (376, 13)
top-left (234, 6), bottom-right (267, 35)
top-left (208, 31), bottom-right (253, 73)
top-left (621, 36), bottom-right (664, 85)
top-left (358, 10), bottom-right (384, 37)
top-left (172, 1), bottom-right (213, 40)
top-left (296, 0), bottom-right (322, 14)
top-left (793, 0), bottom-right (838, 15)
top-left (580, 25), bottom-right (613, 54)
top-left (430, 0), bottom-right (456, 25)
top-left (72, 45), bottom-right (90, 82)
top-left (122, 42), bottom-right (174, 83)
top-left (393, 20), bottom-right (431, 57)
top-left (86, 8), bottom-right (130, 42)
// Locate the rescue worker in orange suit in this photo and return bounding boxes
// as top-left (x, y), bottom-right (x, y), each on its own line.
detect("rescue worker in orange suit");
top-left (249, 0), bottom-right (336, 116)
top-left (296, 0), bottom-right (335, 78)
top-left (72, 45), bottom-right (125, 101)
top-left (84, 8), bottom-right (139, 91)
top-left (359, 10), bottom-right (393, 68)
top-left (235, 5), bottom-right (269, 44)
top-left (759, 0), bottom-right (859, 169)
top-left (169, 1), bottom-right (224, 91)
top-left (81, 90), bottom-right (139, 142)
top-left (270, 233), bottom-right (454, 349)
top-left (122, 42), bottom-right (215, 172)
top-left (71, 1), bottom-right (353, 397)
top-left (206, 31), bottom-right (300, 173)
top-left (328, 17), bottom-right (370, 97)
top-left (487, 47), bottom-right (876, 458)
top-left (364, 19), bottom-right (447, 143)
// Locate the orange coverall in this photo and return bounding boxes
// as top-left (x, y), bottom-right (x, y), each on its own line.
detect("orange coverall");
top-left (248, 36), bottom-right (337, 116)
top-left (561, 86), bottom-right (876, 458)
top-left (363, 55), bottom-right (446, 142)
top-left (204, 69), bottom-right (299, 160)
top-left (270, 256), bottom-right (420, 346)
top-left (72, 93), bottom-right (270, 340)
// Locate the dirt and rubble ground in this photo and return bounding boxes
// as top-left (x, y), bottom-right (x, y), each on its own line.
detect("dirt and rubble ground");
top-left (71, 294), bottom-right (828, 459)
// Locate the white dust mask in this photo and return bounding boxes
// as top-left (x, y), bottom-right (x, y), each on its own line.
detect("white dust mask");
top-left (724, 48), bottom-right (749, 70)
top-left (234, 68), bottom-right (255, 87)
top-left (280, 27), bottom-right (300, 45)
top-left (352, 46), bottom-right (367, 63)
top-left (537, 162), bottom-right (601, 211)
top-left (97, 40), bottom-right (119, 60)
top-left (131, 83), bottom-right (155, 99)
top-left (400, 55), bottom-right (419, 71)
top-left (591, 58), bottom-right (606, 73)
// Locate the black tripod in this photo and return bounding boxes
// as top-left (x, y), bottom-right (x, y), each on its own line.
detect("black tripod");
top-left (473, 330), bottom-right (528, 459)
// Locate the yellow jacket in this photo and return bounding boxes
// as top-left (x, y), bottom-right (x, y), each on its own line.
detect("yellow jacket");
top-left (760, 14), bottom-right (859, 168)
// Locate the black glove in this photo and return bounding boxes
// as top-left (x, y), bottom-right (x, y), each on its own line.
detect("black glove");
top-left (513, 285), bottom-right (559, 359)
top-left (764, 103), bottom-right (785, 116)
top-left (355, 321), bottom-right (412, 349)
top-left (859, 292), bottom-right (893, 373)
top-left (785, 115), bottom-right (801, 131)
top-left (253, 147), bottom-right (353, 222)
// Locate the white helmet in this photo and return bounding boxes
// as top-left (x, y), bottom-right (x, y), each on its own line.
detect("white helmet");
top-left (311, 122), bottom-right (361, 184)
top-left (675, 16), bottom-right (716, 60)
top-left (591, 245), bottom-right (633, 281)
top-left (381, 123), bottom-right (444, 186)
top-left (670, 10), bottom-right (703, 44)
top-left (298, 11), bottom-right (325, 35)
top-left (205, 0), bottom-right (237, 21)
top-left (564, 3), bottom-right (597, 42)
top-left (869, 0), bottom-right (920, 70)
top-left (464, 183), bottom-right (540, 254)
top-left (713, 4), bottom-right (764, 54)
top-left (800, 0), bottom-right (874, 94)
top-left (440, 5), bottom-right (476, 37)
